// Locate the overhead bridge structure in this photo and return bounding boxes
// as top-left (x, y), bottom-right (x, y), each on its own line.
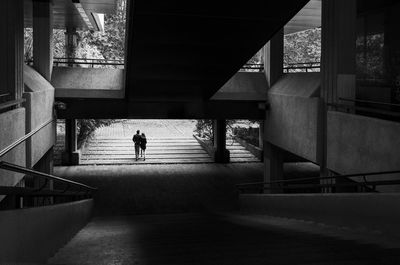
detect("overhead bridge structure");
top-left (2, 0), bottom-right (400, 264)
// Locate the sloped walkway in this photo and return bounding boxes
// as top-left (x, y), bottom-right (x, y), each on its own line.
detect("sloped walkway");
top-left (48, 213), bottom-right (400, 265)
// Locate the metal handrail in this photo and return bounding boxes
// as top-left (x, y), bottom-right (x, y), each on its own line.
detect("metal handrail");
top-left (339, 97), bottom-right (400, 108)
top-left (240, 63), bottom-right (264, 72)
top-left (0, 99), bottom-right (25, 111)
top-left (0, 93), bottom-right (10, 97)
top-left (0, 161), bottom-right (97, 192)
top-left (0, 118), bottom-right (53, 158)
top-left (237, 170), bottom-right (400, 188)
top-left (328, 103), bottom-right (400, 118)
top-left (283, 61), bottom-right (321, 73)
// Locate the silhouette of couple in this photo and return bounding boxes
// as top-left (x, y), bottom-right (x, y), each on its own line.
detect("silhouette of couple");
top-left (132, 130), bottom-right (147, 161)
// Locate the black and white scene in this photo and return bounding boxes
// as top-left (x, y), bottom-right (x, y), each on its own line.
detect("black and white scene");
top-left (1, 0), bottom-right (400, 264)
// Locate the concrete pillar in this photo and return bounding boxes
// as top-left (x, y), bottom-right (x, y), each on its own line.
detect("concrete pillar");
top-left (264, 143), bottom-right (284, 193)
top-left (65, 27), bottom-right (78, 67)
top-left (0, 0), bottom-right (24, 102)
top-left (62, 119), bottom-right (79, 165)
top-left (320, 0), bottom-right (357, 181)
top-left (213, 120), bottom-right (230, 163)
top-left (263, 29), bottom-right (284, 88)
top-left (258, 121), bottom-right (264, 162)
top-left (263, 30), bottom-right (284, 190)
top-left (33, 0), bottom-right (54, 81)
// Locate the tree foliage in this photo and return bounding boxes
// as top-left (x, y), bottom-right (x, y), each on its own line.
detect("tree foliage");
top-left (77, 119), bottom-right (113, 148)
top-left (284, 28), bottom-right (321, 64)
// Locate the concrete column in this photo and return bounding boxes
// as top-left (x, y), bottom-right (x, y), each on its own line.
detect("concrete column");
top-left (264, 143), bottom-right (284, 193)
top-left (0, 0), bottom-right (24, 102)
top-left (62, 119), bottom-right (79, 165)
top-left (213, 120), bottom-right (230, 163)
top-left (263, 29), bottom-right (284, 88)
top-left (65, 27), bottom-right (78, 67)
top-left (321, 0), bottom-right (356, 105)
top-left (33, 0), bottom-right (54, 81)
top-left (258, 121), bottom-right (264, 162)
top-left (320, 0), bottom-right (357, 180)
top-left (263, 30), bottom-right (284, 189)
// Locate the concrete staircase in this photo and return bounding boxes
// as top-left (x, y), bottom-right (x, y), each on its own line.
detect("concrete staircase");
top-left (80, 137), bottom-right (260, 165)
top-left (226, 140), bottom-right (260, 163)
top-left (80, 137), bottom-right (213, 164)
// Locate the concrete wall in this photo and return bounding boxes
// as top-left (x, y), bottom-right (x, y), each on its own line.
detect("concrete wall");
top-left (327, 111), bottom-right (400, 191)
top-left (51, 67), bottom-right (124, 98)
top-left (265, 95), bottom-right (322, 163)
top-left (240, 193), bottom-right (400, 236)
top-left (0, 108), bottom-right (26, 201)
top-left (265, 73), bottom-right (322, 163)
top-left (0, 199), bottom-right (93, 263)
top-left (211, 72), bottom-right (267, 101)
top-left (24, 65), bottom-right (56, 167)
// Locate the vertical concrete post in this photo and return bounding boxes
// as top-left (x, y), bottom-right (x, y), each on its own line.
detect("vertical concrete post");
top-left (263, 29), bottom-right (284, 88)
top-left (63, 119), bottom-right (79, 165)
top-left (263, 30), bottom-right (284, 191)
top-left (320, 0), bottom-right (357, 185)
top-left (258, 121), bottom-right (264, 161)
top-left (65, 27), bottom-right (78, 67)
top-left (0, 0), bottom-right (24, 102)
top-left (33, 0), bottom-right (54, 81)
top-left (213, 119), bottom-right (230, 163)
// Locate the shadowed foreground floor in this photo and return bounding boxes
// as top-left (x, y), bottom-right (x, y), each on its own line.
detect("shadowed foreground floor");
top-left (48, 213), bottom-right (400, 265)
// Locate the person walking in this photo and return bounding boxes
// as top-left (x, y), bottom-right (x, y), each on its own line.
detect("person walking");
top-left (132, 130), bottom-right (141, 161)
top-left (140, 133), bottom-right (147, 161)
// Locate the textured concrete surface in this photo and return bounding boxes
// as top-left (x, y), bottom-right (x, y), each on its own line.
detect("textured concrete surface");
top-left (51, 67), bottom-right (124, 98)
top-left (0, 108), bottom-right (26, 202)
top-left (240, 193), bottom-right (400, 245)
top-left (23, 65), bottom-right (56, 167)
top-left (211, 72), bottom-right (267, 101)
top-left (0, 199), bottom-right (93, 263)
top-left (266, 95), bottom-right (322, 164)
top-left (327, 111), bottom-right (400, 175)
top-left (48, 213), bottom-right (400, 265)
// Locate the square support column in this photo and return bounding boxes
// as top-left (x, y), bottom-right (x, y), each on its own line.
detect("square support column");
top-left (0, 0), bottom-right (24, 102)
top-left (263, 29), bottom-right (284, 189)
top-left (213, 119), bottom-right (230, 163)
top-left (320, 0), bottom-right (357, 180)
top-left (33, 0), bottom-right (54, 81)
top-left (65, 27), bottom-right (78, 67)
top-left (62, 119), bottom-right (80, 165)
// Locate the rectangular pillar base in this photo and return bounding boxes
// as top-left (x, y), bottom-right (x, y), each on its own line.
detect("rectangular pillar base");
top-left (214, 149), bottom-right (230, 163)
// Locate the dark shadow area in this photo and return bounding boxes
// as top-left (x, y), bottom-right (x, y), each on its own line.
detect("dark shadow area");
top-left (48, 213), bottom-right (400, 265)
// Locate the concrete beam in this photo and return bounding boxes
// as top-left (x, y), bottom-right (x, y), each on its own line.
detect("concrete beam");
top-left (55, 99), bottom-right (266, 120)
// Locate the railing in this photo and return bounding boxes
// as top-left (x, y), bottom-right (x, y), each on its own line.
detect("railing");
top-left (237, 170), bottom-right (400, 194)
top-left (0, 99), bottom-right (25, 112)
top-left (240, 63), bottom-right (264, 72)
top-left (25, 57), bottom-right (125, 69)
top-left (283, 61), bottom-right (320, 73)
top-left (0, 118), bottom-right (96, 209)
top-left (238, 62), bottom-right (321, 73)
top-left (329, 97), bottom-right (400, 120)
